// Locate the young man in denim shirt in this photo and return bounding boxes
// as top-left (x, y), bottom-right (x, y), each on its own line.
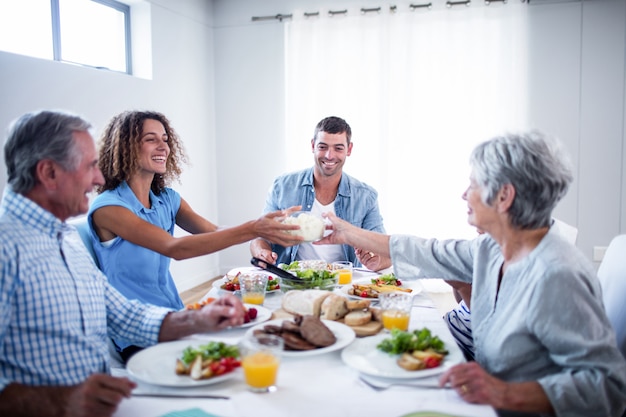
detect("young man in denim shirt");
top-left (250, 116), bottom-right (391, 271)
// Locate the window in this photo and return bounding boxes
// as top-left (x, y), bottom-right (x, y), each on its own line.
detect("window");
top-left (0, 0), bottom-right (131, 74)
top-left (285, 3), bottom-right (530, 240)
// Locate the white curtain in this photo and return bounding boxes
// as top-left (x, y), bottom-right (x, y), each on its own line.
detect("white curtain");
top-left (285, 3), bottom-right (529, 240)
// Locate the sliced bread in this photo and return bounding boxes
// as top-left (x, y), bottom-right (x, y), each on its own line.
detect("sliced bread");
top-left (281, 289), bottom-right (332, 317)
top-left (344, 310), bottom-right (372, 326)
top-left (346, 299), bottom-right (371, 311)
top-left (320, 294), bottom-right (350, 320)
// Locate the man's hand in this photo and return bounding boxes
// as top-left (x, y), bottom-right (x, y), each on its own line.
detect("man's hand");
top-left (200, 293), bottom-right (247, 330)
top-left (0, 375), bottom-right (135, 417)
top-left (255, 248), bottom-right (278, 264)
top-left (250, 237), bottom-right (278, 264)
top-left (160, 293), bottom-right (247, 342)
top-left (66, 374), bottom-right (136, 417)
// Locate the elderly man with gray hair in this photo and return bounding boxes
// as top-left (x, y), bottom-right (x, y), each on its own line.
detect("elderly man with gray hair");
top-left (0, 110), bottom-right (246, 417)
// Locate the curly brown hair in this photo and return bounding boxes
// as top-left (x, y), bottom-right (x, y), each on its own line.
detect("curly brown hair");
top-left (96, 110), bottom-right (187, 195)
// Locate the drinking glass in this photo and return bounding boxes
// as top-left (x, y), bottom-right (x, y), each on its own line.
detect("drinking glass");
top-left (332, 261), bottom-right (353, 285)
top-left (379, 292), bottom-right (412, 331)
top-left (239, 273), bottom-right (268, 305)
top-left (240, 333), bottom-right (283, 393)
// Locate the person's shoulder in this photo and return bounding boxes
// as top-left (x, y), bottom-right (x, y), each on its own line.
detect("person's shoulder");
top-left (89, 188), bottom-right (128, 213)
top-left (158, 186), bottom-right (180, 199)
top-left (528, 234), bottom-right (597, 291)
top-left (0, 217), bottom-right (24, 238)
top-left (273, 168), bottom-right (311, 185)
top-left (0, 217), bottom-right (38, 257)
top-left (342, 172), bottom-right (378, 195)
top-left (155, 187), bottom-right (182, 208)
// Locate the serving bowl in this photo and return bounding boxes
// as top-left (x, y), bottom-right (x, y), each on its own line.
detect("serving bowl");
top-left (282, 211), bottom-right (325, 242)
top-left (277, 260), bottom-right (339, 292)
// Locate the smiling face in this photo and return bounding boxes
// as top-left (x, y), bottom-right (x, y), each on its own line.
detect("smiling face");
top-left (137, 118), bottom-right (170, 177)
top-left (52, 131), bottom-right (104, 220)
top-left (311, 131), bottom-right (352, 178)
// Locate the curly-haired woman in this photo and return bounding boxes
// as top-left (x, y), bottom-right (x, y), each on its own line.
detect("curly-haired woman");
top-left (88, 110), bottom-right (300, 362)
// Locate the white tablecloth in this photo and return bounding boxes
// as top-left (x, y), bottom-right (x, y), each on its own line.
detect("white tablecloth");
top-left (113, 272), bottom-right (496, 417)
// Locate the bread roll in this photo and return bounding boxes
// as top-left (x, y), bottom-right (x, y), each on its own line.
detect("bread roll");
top-left (281, 289), bottom-right (332, 317)
top-left (320, 294), bottom-right (350, 320)
top-left (344, 310), bottom-right (372, 326)
top-left (369, 306), bottom-right (382, 322)
top-left (346, 299), bottom-right (371, 311)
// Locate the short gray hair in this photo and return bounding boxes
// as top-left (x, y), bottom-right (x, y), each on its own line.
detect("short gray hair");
top-left (470, 130), bottom-right (574, 229)
top-left (4, 110), bottom-right (92, 194)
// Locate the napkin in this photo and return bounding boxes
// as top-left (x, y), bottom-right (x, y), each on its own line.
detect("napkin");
top-left (159, 408), bottom-right (222, 417)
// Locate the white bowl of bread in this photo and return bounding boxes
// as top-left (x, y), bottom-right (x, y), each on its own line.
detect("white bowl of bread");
top-left (282, 211), bottom-right (325, 242)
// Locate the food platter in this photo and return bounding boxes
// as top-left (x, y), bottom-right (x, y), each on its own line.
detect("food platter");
top-left (244, 318), bottom-right (356, 358)
top-left (212, 267), bottom-right (281, 294)
top-left (126, 340), bottom-right (241, 387)
top-left (340, 278), bottom-right (423, 302)
top-left (341, 333), bottom-right (462, 379)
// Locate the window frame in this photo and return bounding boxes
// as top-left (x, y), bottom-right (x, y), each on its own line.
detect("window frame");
top-left (51, 0), bottom-right (132, 74)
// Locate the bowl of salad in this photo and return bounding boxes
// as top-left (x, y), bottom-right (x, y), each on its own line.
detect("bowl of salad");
top-left (277, 260), bottom-right (339, 292)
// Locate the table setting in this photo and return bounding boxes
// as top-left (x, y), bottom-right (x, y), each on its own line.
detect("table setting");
top-left (112, 265), bottom-right (497, 417)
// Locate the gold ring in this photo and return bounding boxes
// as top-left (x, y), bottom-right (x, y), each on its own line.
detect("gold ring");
top-left (461, 384), bottom-right (469, 394)
top-left (368, 252), bottom-right (375, 257)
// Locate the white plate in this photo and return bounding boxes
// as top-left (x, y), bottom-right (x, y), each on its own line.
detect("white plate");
top-left (213, 267), bottom-right (281, 294)
top-left (244, 318), bottom-right (356, 357)
top-left (126, 339), bottom-right (241, 387)
top-left (341, 333), bottom-right (463, 379)
top-left (340, 278), bottom-right (423, 302)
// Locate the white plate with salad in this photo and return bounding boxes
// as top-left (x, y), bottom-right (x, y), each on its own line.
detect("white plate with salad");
top-left (212, 267), bottom-right (281, 293)
top-left (340, 274), bottom-right (423, 302)
top-left (127, 339), bottom-right (241, 387)
top-left (341, 329), bottom-right (462, 379)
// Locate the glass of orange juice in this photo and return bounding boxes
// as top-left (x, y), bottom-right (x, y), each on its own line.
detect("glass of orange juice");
top-left (240, 333), bottom-right (283, 393)
top-left (379, 292), bottom-right (412, 331)
top-left (332, 261), bottom-right (353, 285)
top-left (240, 273), bottom-right (268, 305)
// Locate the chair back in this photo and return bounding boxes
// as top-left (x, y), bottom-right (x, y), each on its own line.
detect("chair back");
top-left (68, 216), bottom-right (99, 268)
top-left (597, 234), bottom-right (626, 359)
top-left (68, 216), bottom-right (125, 367)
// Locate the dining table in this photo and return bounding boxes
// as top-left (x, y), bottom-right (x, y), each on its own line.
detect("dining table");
top-left (112, 269), bottom-right (497, 417)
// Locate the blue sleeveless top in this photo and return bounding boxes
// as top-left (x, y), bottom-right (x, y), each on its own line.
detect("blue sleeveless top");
top-left (88, 181), bottom-right (183, 350)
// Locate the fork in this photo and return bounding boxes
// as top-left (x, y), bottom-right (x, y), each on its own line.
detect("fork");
top-left (359, 376), bottom-right (446, 391)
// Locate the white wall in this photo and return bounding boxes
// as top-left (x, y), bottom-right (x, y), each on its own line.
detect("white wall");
top-left (213, 0), bottom-right (626, 270)
top-left (1, 0), bottom-right (625, 293)
top-left (0, 0), bottom-right (220, 292)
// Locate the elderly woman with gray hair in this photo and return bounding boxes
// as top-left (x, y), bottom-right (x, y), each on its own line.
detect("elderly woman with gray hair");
top-left (317, 131), bottom-right (626, 416)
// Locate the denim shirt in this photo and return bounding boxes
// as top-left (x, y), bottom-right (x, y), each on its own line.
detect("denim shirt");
top-left (263, 168), bottom-right (385, 266)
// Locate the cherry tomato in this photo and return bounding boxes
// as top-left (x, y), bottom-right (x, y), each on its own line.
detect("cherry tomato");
top-left (424, 356), bottom-right (442, 368)
top-left (360, 290), bottom-right (369, 298)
